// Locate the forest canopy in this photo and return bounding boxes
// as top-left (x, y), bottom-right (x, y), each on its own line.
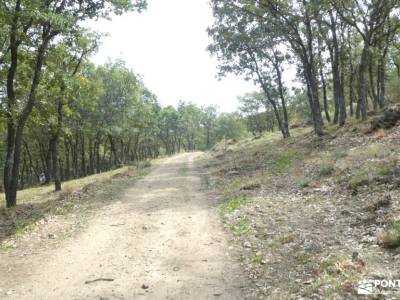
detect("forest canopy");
top-left (208, 0), bottom-right (400, 137)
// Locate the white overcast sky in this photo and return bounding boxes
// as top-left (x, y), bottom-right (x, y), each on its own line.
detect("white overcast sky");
top-left (87, 0), bottom-right (257, 112)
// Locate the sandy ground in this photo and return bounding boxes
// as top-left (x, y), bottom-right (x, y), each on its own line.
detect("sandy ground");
top-left (0, 153), bottom-right (244, 300)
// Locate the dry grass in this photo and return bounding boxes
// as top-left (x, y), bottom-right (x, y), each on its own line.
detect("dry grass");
top-left (0, 166), bottom-right (136, 209)
top-left (0, 162), bottom-right (152, 242)
top-left (378, 221), bottom-right (400, 248)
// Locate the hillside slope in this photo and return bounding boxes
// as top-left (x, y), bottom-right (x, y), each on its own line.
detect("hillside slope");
top-left (201, 122), bottom-right (400, 299)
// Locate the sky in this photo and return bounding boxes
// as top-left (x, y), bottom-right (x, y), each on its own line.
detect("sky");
top-left (87, 0), bottom-right (257, 112)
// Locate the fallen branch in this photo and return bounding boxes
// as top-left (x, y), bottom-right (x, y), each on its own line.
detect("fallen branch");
top-left (84, 278), bottom-right (114, 284)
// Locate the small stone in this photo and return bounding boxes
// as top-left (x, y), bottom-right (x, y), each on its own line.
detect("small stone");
top-left (361, 236), bottom-right (375, 243)
top-left (227, 170), bottom-right (239, 176)
top-left (213, 292), bottom-right (223, 297)
top-left (243, 241), bottom-right (252, 248)
top-left (141, 284), bottom-right (149, 290)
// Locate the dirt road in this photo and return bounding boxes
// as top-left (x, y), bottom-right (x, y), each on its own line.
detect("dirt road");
top-left (0, 153), bottom-right (244, 300)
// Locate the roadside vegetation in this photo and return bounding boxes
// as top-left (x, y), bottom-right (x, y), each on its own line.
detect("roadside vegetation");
top-left (202, 122), bottom-right (400, 298)
top-left (0, 161), bottom-right (152, 250)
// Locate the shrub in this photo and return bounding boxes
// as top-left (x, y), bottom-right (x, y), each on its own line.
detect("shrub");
top-left (296, 177), bottom-right (311, 188)
top-left (376, 160), bottom-right (397, 177)
top-left (334, 148), bottom-right (348, 160)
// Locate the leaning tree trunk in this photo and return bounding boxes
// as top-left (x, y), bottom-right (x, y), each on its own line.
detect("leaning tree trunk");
top-left (274, 60), bottom-right (290, 137)
top-left (3, 23), bottom-right (52, 207)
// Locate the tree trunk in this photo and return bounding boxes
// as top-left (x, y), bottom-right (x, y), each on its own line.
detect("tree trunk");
top-left (304, 63), bottom-right (324, 136)
top-left (378, 62), bottom-right (385, 109)
top-left (349, 60), bottom-right (355, 117)
top-left (338, 54), bottom-right (346, 126)
top-left (108, 135), bottom-right (120, 167)
top-left (89, 138), bottom-right (94, 175)
top-left (64, 140), bottom-right (70, 180)
top-left (81, 133), bottom-right (86, 176)
top-left (49, 137), bottom-right (61, 191)
top-left (274, 59), bottom-right (290, 137)
top-left (50, 96), bottom-right (63, 192)
top-left (369, 60), bottom-right (378, 111)
top-left (358, 45), bottom-right (369, 120)
top-left (23, 140), bottom-right (40, 183)
top-left (4, 17), bottom-right (53, 207)
top-left (319, 66), bottom-right (330, 123)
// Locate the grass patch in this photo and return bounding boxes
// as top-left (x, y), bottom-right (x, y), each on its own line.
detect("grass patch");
top-left (0, 164), bottom-right (148, 208)
top-left (379, 221), bottom-right (400, 248)
top-left (318, 163), bottom-right (335, 177)
top-left (333, 148), bottom-right (349, 160)
top-left (376, 160), bottom-right (397, 176)
top-left (251, 254), bottom-right (263, 264)
top-left (272, 148), bottom-right (301, 174)
top-left (220, 179), bottom-right (243, 197)
top-left (221, 195), bottom-right (251, 213)
top-left (230, 216), bottom-right (250, 236)
top-left (347, 169), bottom-right (369, 190)
top-left (351, 143), bottom-right (392, 159)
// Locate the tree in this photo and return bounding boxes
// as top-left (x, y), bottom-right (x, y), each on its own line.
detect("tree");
top-left (208, 0), bottom-right (325, 136)
top-left (1, 0), bottom-right (146, 207)
top-left (213, 113), bottom-right (247, 141)
top-left (238, 92), bottom-right (276, 135)
top-left (332, 0), bottom-right (399, 119)
top-left (208, 1), bottom-right (291, 138)
top-left (200, 105), bottom-right (218, 149)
